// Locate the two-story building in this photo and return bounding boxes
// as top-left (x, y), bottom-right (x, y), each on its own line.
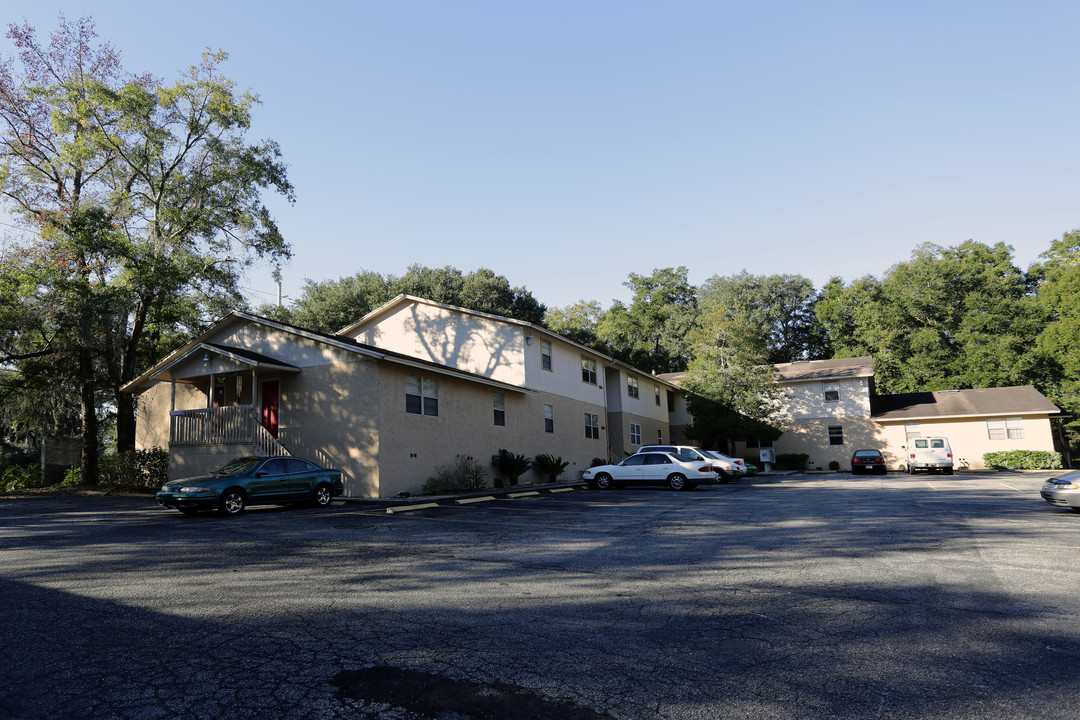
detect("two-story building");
top-left (667, 356), bottom-right (1063, 471)
top-left (125, 295), bottom-right (680, 497)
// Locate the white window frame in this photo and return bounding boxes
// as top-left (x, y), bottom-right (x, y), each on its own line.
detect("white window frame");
top-left (585, 413), bottom-right (599, 439)
top-left (823, 381), bottom-right (840, 403)
top-left (540, 340), bottom-right (552, 371)
top-left (828, 425), bottom-right (844, 445)
top-left (630, 423), bottom-right (642, 445)
top-left (988, 417), bottom-right (1024, 440)
top-left (493, 393), bottom-right (505, 426)
top-left (405, 374), bottom-right (439, 417)
top-left (581, 357), bottom-right (597, 385)
top-left (627, 376), bottom-right (639, 399)
top-left (544, 404), bottom-right (554, 433)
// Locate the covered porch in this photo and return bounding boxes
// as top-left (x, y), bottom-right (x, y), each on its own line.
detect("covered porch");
top-left (152, 342), bottom-right (301, 457)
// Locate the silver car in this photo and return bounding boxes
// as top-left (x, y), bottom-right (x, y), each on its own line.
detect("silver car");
top-left (1040, 470), bottom-right (1080, 512)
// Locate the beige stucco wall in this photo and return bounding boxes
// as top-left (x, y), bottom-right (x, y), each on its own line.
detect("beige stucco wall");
top-left (135, 382), bottom-right (204, 450)
top-left (376, 363), bottom-right (607, 497)
top-left (274, 358), bottom-right (380, 498)
top-left (607, 410), bottom-right (670, 459)
top-left (348, 302), bottom-right (527, 386)
top-left (777, 376), bottom-right (872, 421)
top-left (876, 415), bottom-right (1056, 470)
top-left (774, 417), bottom-right (885, 470)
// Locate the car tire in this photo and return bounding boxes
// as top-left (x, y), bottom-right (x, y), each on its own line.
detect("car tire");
top-left (944, 467), bottom-right (954, 475)
top-left (667, 473), bottom-right (689, 491)
top-left (908, 464), bottom-right (915, 475)
top-left (313, 482), bottom-right (334, 507)
top-left (218, 488), bottom-right (246, 516)
top-left (594, 473), bottom-right (614, 490)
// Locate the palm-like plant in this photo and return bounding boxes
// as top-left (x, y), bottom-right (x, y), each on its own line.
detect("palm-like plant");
top-left (491, 449), bottom-right (532, 487)
top-left (533, 454), bottom-right (569, 484)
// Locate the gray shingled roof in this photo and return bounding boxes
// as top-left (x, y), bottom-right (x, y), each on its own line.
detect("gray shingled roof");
top-left (772, 356), bottom-right (874, 382)
top-left (871, 385), bottom-right (1061, 420)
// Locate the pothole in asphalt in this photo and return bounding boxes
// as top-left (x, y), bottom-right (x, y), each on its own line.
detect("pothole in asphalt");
top-left (332, 666), bottom-right (614, 720)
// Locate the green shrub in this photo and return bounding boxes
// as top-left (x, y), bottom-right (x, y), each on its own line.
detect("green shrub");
top-left (423, 455), bottom-right (489, 495)
top-left (983, 450), bottom-right (1063, 470)
top-left (98, 449), bottom-right (169, 492)
top-left (828, 460), bottom-right (840, 471)
top-left (533, 453), bottom-right (569, 483)
top-left (775, 453), bottom-right (809, 471)
top-left (61, 468), bottom-right (81, 487)
top-left (2, 463), bottom-right (41, 492)
top-left (589, 457), bottom-right (609, 468)
top-left (491, 449), bottom-right (532, 487)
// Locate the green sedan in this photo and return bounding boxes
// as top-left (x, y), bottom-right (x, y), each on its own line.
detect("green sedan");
top-left (156, 456), bottom-right (344, 516)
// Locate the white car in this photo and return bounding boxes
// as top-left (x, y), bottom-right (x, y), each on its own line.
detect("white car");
top-left (583, 452), bottom-right (718, 491)
top-left (705, 451), bottom-right (745, 482)
top-left (634, 444), bottom-right (743, 482)
top-left (1040, 470), bottom-right (1080, 512)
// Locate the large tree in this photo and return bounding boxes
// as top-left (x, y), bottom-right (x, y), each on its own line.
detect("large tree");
top-left (1030, 230), bottom-right (1080, 456)
top-left (699, 271), bottom-right (825, 364)
top-left (595, 267), bottom-right (698, 373)
top-left (680, 305), bottom-right (782, 450)
top-left (0, 17), bottom-right (292, 481)
top-left (814, 241), bottom-right (1043, 394)
top-left (276, 265), bottom-right (546, 334)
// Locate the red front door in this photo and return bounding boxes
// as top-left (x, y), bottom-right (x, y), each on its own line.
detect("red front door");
top-left (261, 381), bottom-right (279, 438)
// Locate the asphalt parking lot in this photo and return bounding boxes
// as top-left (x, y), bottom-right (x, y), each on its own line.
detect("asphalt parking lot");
top-left (2, 470), bottom-right (1080, 719)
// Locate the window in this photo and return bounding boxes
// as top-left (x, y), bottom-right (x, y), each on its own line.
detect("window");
top-left (405, 374), bottom-right (439, 416)
top-left (988, 418), bottom-right (1024, 440)
top-left (658, 428), bottom-right (663, 443)
top-left (828, 425), bottom-right (844, 445)
top-left (823, 381), bottom-right (840, 402)
top-left (585, 413), bottom-right (599, 439)
top-left (544, 404), bottom-right (554, 433)
top-left (644, 454), bottom-right (671, 466)
top-left (581, 357), bottom-right (597, 384)
top-left (540, 340), bottom-right (552, 371)
top-left (627, 376), bottom-right (639, 399)
top-left (655, 385), bottom-right (661, 406)
top-left (493, 394), bottom-right (505, 426)
top-left (630, 423), bottom-right (642, 445)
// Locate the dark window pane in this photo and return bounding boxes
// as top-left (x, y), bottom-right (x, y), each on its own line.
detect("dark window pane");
top-left (406, 394), bottom-right (422, 414)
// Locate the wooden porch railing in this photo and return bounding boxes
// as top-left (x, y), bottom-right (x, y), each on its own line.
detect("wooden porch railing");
top-left (169, 406), bottom-right (291, 457)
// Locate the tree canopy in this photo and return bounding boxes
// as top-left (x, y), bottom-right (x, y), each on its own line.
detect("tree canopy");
top-left (0, 16), bottom-right (292, 480)
top-left (272, 265), bottom-right (546, 334)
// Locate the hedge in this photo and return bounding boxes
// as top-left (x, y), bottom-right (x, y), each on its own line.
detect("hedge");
top-left (983, 450), bottom-right (1063, 470)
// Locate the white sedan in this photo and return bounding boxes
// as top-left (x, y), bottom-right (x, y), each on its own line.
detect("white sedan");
top-left (583, 452), bottom-right (718, 491)
top-left (1040, 470), bottom-right (1080, 512)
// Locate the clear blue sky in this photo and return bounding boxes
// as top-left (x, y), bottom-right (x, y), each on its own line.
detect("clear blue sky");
top-left (4, 1), bottom-right (1080, 311)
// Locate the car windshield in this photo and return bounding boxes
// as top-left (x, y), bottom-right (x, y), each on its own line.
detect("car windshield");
top-left (214, 458), bottom-right (263, 476)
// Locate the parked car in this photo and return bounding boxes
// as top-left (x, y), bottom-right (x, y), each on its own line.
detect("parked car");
top-left (156, 456), bottom-right (344, 516)
top-left (906, 437), bottom-right (954, 475)
top-left (850, 449), bottom-right (887, 475)
top-left (583, 452), bottom-right (718, 491)
top-left (1040, 470), bottom-right (1080, 512)
top-left (704, 451), bottom-right (745, 482)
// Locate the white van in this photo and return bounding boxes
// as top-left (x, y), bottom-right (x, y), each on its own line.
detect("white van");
top-left (906, 437), bottom-right (954, 475)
